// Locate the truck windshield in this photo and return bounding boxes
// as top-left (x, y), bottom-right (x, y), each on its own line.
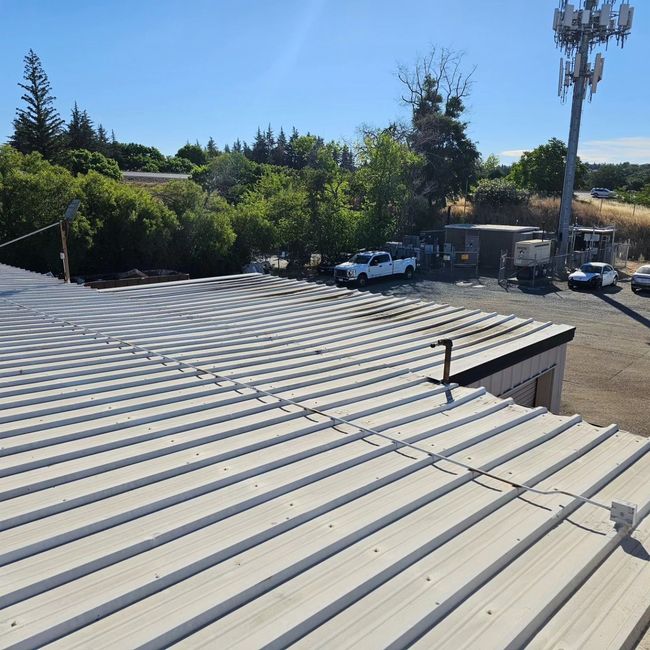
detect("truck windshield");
top-left (349, 254), bottom-right (371, 264)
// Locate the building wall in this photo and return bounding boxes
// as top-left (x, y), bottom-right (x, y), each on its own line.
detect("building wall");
top-left (467, 343), bottom-right (567, 413)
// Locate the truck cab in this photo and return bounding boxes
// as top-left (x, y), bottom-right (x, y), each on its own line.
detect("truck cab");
top-left (334, 251), bottom-right (416, 287)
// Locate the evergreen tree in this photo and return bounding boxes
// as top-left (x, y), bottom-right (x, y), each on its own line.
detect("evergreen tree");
top-left (108, 129), bottom-right (118, 159)
top-left (287, 127), bottom-right (300, 168)
top-left (340, 144), bottom-right (355, 171)
top-left (272, 127), bottom-right (288, 166)
top-left (176, 142), bottom-right (206, 166)
top-left (398, 49), bottom-right (480, 208)
top-left (96, 124), bottom-right (109, 156)
top-left (67, 102), bottom-right (96, 150)
top-left (11, 49), bottom-right (65, 159)
top-left (206, 136), bottom-right (219, 158)
top-left (251, 127), bottom-right (268, 164)
top-left (265, 124), bottom-right (275, 155)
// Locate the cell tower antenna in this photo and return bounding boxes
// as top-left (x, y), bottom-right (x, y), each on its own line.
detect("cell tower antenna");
top-left (553, 0), bottom-right (634, 263)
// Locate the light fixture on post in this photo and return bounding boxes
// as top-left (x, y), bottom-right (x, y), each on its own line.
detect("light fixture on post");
top-left (60, 199), bottom-right (81, 283)
top-left (553, 1), bottom-right (634, 264)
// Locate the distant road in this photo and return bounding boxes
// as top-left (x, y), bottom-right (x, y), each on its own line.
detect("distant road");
top-left (575, 191), bottom-right (623, 205)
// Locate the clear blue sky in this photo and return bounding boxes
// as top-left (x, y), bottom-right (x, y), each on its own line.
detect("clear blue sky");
top-left (1, 0), bottom-right (648, 163)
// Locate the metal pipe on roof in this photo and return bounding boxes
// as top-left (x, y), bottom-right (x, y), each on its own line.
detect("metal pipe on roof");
top-left (431, 339), bottom-right (453, 384)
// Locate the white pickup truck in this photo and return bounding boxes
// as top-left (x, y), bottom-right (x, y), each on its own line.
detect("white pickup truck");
top-left (334, 251), bottom-right (416, 287)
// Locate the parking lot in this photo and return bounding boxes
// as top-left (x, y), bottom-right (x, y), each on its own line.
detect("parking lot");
top-left (312, 272), bottom-right (650, 437)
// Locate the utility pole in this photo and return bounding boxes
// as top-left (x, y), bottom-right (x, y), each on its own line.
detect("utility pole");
top-left (553, 1), bottom-right (634, 261)
top-left (0, 199), bottom-right (81, 282)
top-left (60, 199), bottom-right (81, 283)
top-left (59, 220), bottom-right (71, 283)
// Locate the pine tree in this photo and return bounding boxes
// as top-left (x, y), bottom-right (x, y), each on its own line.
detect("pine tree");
top-left (96, 124), bottom-right (109, 155)
top-left (108, 129), bottom-right (119, 160)
top-left (251, 127), bottom-right (268, 164)
top-left (206, 136), bottom-right (218, 158)
top-left (340, 144), bottom-right (356, 171)
top-left (67, 102), bottom-right (96, 150)
top-left (287, 127), bottom-right (300, 168)
top-left (265, 124), bottom-right (275, 155)
top-left (11, 49), bottom-right (65, 159)
top-left (272, 127), bottom-right (288, 166)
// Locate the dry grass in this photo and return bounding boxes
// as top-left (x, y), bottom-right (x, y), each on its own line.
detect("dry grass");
top-left (449, 196), bottom-right (650, 260)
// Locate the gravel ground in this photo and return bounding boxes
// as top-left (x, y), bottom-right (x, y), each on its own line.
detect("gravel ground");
top-left (309, 270), bottom-right (650, 437)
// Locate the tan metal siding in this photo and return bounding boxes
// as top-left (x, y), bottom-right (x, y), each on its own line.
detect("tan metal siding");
top-left (469, 345), bottom-right (567, 413)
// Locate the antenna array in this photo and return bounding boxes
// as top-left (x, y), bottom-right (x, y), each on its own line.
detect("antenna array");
top-left (554, 1), bottom-right (634, 101)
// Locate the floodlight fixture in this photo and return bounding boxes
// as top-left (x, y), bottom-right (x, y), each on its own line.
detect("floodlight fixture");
top-left (64, 199), bottom-right (81, 222)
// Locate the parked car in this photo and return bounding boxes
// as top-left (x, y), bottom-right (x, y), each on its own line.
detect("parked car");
top-left (334, 251), bottom-right (416, 287)
top-left (568, 262), bottom-right (618, 290)
top-left (631, 264), bottom-right (650, 294)
top-left (590, 187), bottom-right (615, 199)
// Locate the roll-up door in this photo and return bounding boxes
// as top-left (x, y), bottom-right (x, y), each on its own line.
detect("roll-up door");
top-left (503, 378), bottom-right (537, 408)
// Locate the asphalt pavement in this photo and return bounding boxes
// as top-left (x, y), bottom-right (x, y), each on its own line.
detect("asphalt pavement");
top-left (311, 271), bottom-right (650, 437)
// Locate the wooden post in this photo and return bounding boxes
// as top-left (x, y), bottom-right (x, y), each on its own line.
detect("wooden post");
top-left (59, 220), bottom-right (71, 283)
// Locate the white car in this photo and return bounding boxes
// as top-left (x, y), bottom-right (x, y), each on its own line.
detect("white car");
top-left (631, 265), bottom-right (650, 294)
top-left (568, 262), bottom-right (618, 290)
top-left (590, 187), bottom-right (614, 199)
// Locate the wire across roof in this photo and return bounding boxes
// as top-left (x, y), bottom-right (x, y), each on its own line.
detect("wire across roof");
top-left (0, 264), bottom-right (648, 649)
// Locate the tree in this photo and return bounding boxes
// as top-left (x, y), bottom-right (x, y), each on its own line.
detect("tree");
top-left (176, 142), bottom-right (207, 166)
top-left (206, 137), bottom-right (219, 158)
top-left (250, 127), bottom-right (270, 164)
top-left (111, 142), bottom-right (167, 171)
top-left (58, 149), bottom-right (121, 180)
top-left (161, 156), bottom-right (195, 173)
top-left (0, 145), bottom-right (82, 271)
top-left (66, 103), bottom-right (96, 151)
top-left (478, 153), bottom-right (507, 180)
top-left (154, 180), bottom-right (236, 276)
top-left (509, 138), bottom-right (588, 194)
top-left (355, 129), bottom-right (423, 245)
top-left (473, 178), bottom-right (529, 208)
top-left (78, 171), bottom-right (179, 271)
top-left (11, 50), bottom-right (65, 159)
top-left (398, 48), bottom-right (480, 208)
top-left (96, 124), bottom-right (110, 156)
top-left (192, 152), bottom-right (259, 203)
top-left (272, 127), bottom-right (288, 166)
top-left (243, 167), bottom-right (310, 261)
top-left (340, 144), bottom-right (356, 172)
top-left (588, 164), bottom-right (630, 191)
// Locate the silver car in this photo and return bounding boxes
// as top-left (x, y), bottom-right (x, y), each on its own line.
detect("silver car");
top-left (631, 265), bottom-right (650, 294)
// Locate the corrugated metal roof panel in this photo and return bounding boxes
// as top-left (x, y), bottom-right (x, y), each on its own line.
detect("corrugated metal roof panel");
top-left (0, 264), bottom-right (648, 649)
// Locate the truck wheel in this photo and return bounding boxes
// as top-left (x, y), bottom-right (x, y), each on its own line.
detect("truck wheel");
top-left (357, 273), bottom-right (368, 288)
top-left (404, 266), bottom-right (414, 280)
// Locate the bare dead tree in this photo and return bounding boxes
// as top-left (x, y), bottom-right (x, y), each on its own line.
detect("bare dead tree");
top-left (397, 47), bottom-right (476, 112)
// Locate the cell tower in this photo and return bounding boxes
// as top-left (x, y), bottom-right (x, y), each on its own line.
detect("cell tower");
top-left (553, 0), bottom-right (634, 260)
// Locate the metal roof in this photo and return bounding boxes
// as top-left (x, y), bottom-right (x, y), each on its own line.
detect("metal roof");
top-left (445, 224), bottom-right (538, 233)
top-left (1, 264), bottom-right (649, 649)
top-left (121, 171), bottom-right (191, 181)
